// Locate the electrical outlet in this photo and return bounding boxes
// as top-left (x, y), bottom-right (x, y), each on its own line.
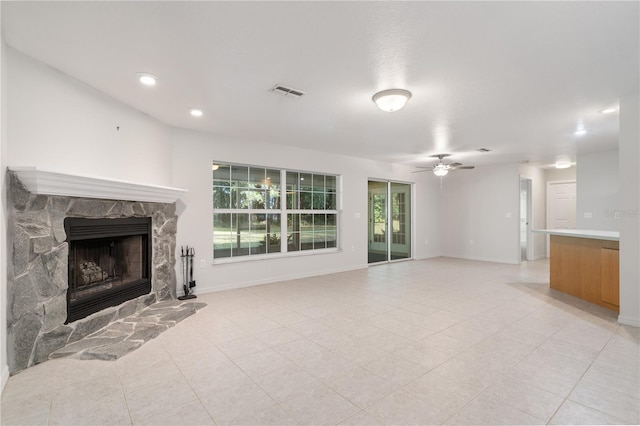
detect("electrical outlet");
top-left (584, 212), bottom-right (592, 219)
top-left (505, 212), bottom-right (512, 219)
top-left (354, 213), bottom-right (361, 219)
top-left (200, 259), bottom-right (206, 268)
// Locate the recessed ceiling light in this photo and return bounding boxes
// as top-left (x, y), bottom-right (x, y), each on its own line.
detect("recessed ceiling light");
top-left (574, 129), bottom-right (587, 136)
top-left (189, 108), bottom-right (204, 117)
top-left (137, 73), bottom-right (158, 86)
top-left (372, 89), bottom-right (412, 112)
top-left (600, 107), bottom-right (617, 114)
top-left (555, 161), bottom-right (571, 169)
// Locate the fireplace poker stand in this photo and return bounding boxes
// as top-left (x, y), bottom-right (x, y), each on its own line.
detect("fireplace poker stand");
top-left (178, 246), bottom-right (197, 300)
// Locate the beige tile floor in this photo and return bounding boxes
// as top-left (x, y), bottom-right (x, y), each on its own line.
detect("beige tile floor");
top-left (2, 257), bottom-right (639, 425)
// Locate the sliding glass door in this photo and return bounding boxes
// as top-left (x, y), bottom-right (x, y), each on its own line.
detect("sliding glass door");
top-left (368, 180), bottom-right (412, 263)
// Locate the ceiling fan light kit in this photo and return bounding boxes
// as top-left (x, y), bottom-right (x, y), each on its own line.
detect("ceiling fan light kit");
top-left (413, 153), bottom-right (475, 177)
top-left (372, 89), bottom-right (412, 112)
top-left (433, 164), bottom-right (449, 176)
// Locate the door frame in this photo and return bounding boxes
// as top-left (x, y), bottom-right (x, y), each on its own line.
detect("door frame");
top-left (519, 176), bottom-right (533, 262)
top-left (389, 183), bottom-right (411, 256)
top-left (367, 179), bottom-right (414, 264)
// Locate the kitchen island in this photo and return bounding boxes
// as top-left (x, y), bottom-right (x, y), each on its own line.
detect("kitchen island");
top-left (533, 229), bottom-right (620, 312)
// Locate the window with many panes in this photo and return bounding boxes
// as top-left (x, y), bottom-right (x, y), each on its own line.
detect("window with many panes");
top-left (213, 163), bottom-right (338, 260)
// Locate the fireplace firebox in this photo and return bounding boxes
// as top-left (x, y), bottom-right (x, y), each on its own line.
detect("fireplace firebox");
top-left (65, 217), bottom-right (152, 323)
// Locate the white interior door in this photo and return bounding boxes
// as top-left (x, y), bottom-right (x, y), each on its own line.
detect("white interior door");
top-left (547, 181), bottom-right (577, 256)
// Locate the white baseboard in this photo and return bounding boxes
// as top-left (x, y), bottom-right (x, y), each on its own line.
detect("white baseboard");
top-left (618, 314), bottom-right (640, 328)
top-left (191, 264), bottom-right (368, 295)
top-left (440, 253), bottom-right (520, 265)
top-left (412, 254), bottom-right (441, 261)
top-left (1, 364), bottom-right (9, 394)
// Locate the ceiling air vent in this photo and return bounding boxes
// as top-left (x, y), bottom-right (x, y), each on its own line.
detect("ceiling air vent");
top-left (476, 148), bottom-right (491, 153)
top-left (270, 84), bottom-right (306, 98)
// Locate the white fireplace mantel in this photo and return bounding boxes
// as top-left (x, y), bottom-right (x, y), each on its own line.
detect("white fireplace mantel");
top-left (9, 167), bottom-right (188, 204)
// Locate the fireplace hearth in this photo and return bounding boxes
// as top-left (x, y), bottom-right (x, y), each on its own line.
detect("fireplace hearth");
top-left (65, 217), bottom-right (152, 323)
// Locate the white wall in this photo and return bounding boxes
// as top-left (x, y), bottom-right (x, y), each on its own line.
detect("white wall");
top-left (1, 35), bottom-right (9, 391)
top-left (545, 166), bottom-right (576, 183)
top-left (439, 163), bottom-right (520, 264)
top-left (6, 48), bottom-right (173, 186)
top-left (618, 93), bottom-right (640, 327)
top-left (170, 128), bottom-right (441, 294)
top-left (2, 48), bottom-right (175, 388)
top-left (519, 164), bottom-right (546, 260)
top-left (576, 149), bottom-right (619, 231)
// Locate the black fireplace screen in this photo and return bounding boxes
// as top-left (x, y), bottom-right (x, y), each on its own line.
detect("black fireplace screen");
top-left (65, 217), bottom-right (151, 323)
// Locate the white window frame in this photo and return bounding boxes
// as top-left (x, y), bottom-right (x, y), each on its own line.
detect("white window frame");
top-left (213, 163), bottom-right (340, 264)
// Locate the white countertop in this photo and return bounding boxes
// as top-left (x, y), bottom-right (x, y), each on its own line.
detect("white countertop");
top-left (532, 229), bottom-right (620, 241)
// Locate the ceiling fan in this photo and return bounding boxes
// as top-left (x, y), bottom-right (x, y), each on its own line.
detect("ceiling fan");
top-left (413, 154), bottom-right (475, 176)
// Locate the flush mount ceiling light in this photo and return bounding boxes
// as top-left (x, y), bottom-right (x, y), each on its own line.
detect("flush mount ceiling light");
top-left (600, 107), bottom-right (617, 114)
top-left (574, 128), bottom-right (587, 136)
top-left (555, 155), bottom-right (572, 169)
top-left (189, 108), bottom-right (204, 117)
top-left (372, 89), bottom-right (412, 112)
top-left (433, 164), bottom-right (449, 177)
top-left (137, 73), bottom-right (158, 86)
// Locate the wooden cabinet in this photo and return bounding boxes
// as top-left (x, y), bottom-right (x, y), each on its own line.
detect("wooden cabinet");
top-left (600, 248), bottom-right (620, 307)
top-left (550, 235), bottom-right (619, 312)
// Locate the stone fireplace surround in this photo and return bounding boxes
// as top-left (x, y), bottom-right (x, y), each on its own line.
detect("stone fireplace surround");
top-left (6, 169), bottom-right (186, 373)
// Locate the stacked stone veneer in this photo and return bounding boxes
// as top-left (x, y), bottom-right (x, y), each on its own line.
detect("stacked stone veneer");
top-left (6, 172), bottom-right (178, 373)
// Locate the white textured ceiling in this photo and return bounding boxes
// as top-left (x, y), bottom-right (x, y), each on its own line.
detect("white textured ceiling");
top-left (2, 1), bottom-right (638, 168)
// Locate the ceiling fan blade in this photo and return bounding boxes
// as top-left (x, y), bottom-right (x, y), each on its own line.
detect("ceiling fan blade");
top-left (449, 162), bottom-right (463, 167)
top-left (456, 166), bottom-right (475, 170)
top-left (411, 169), bottom-right (434, 173)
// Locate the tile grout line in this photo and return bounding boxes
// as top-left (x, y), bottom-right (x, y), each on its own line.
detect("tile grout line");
top-left (46, 396), bottom-right (53, 426)
top-left (211, 332), bottom-right (290, 424)
top-left (113, 363), bottom-right (134, 426)
top-left (544, 322), bottom-right (621, 424)
top-left (432, 290), bottom-right (581, 424)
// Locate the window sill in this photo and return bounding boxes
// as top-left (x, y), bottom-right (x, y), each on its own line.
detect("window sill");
top-left (212, 247), bottom-right (342, 265)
